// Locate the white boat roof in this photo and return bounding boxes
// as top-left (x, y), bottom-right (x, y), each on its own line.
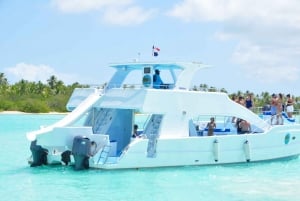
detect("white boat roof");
top-left (109, 62), bottom-right (188, 70)
top-left (107, 61), bottom-right (210, 90)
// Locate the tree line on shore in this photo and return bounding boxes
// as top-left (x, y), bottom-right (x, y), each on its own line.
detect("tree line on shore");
top-left (0, 73), bottom-right (88, 113)
top-left (193, 84), bottom-right (299, 113)
top-left (0, 73), bottom-right (299, 113)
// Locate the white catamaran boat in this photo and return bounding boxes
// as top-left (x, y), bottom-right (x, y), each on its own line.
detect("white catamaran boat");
top-left (27, 62), bottom-right (300, 170)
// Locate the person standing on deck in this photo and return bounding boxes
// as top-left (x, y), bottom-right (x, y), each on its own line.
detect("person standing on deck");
top-left (286, 94), bottom-right (294, 118)
top-left (270, 94), bottom-right (277, 125)
top-left (245, 94), bottom-right (254, 111)
top-left (276, 93), bottom-right (284, 125)
top-left (206, 117), bottom-right (216, 136)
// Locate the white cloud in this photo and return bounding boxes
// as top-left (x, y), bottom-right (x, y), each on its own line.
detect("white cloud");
top-left (4, 63), bottom-right (78, 84)
top-left (167, 0), bottom-right (300, 84)
top-left (51, 0), bottom-right (132, 13)
top-left (51, 0), bottom-right (153, 26)
top-left (232, 42), bottom-right (300, 83)
top-left (102, 6), bottom-right (155, 26)
top-left (167, 0), bottom-right (300, 27)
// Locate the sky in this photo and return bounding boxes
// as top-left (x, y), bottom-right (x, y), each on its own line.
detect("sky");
top-left (1, 0), bottom-right (300, 96)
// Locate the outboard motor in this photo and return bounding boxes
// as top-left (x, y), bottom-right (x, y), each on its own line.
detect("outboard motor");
top-left (72, 136), bottom-right (91, 170)
top-left (30, 140), bottom-right (48, 167)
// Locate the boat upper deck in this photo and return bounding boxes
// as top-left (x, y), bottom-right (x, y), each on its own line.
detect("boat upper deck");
top-left (106, 62), bottom-right (209, 90)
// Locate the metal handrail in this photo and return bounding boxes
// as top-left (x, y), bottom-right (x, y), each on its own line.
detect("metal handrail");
top-left (253, 106), bottom-right (300, 123)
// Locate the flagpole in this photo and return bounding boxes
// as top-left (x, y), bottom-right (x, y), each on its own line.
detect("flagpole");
top-left (152, 45), bottom-right (160, 57)
top-left (152, 45), bottom-right (154, 57)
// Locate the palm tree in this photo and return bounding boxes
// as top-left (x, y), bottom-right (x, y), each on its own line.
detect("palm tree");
top-left (236, 90), bottom-right (243, 97)
top-left (199, 84), bottom-right (208, 91)
top-left (12, 79), bottom-right (30, 95)
top-left (0, 73), bottom-right (8, 85)
top-left (47, 75), bottom-right (66, 94)
top-left (55, 80), bottom-right (65, 94)
top-left (208, 86), bottom-right (217, 92)
top-left (220, 88), bottom-right (227, 93)
top-left (47, 75), bottom-right (58, 90)
top-left (0, 73), bottom-right (9, 93)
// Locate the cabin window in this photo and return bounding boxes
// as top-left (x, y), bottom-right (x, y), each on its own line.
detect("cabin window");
top-left (191, 115), bottom-right (234, 136)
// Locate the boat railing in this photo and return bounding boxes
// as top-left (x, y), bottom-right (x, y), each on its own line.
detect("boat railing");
top-left (253, 106), bottom-right (300, 124)
top-left (252, 118), bottom-right (272, 133)
top-left (295, 109), bottom-right (300, 123)
top-left (104, 83), bottom-right (176, 91)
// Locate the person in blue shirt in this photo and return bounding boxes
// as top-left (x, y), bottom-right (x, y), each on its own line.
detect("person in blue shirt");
top-left (245, 94), bottom-right (254, 111)
top-left (153, 69), bottom-right (164, 89)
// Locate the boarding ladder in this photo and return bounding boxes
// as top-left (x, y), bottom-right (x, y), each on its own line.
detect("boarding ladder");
top-left (97, 145), bottom-right (111, 164)
top-left (143, 114), bottom-right (163, 158)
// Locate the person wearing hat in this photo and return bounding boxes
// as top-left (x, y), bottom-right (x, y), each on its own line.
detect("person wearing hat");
top-left (153, 69), bottom-right (164, 89)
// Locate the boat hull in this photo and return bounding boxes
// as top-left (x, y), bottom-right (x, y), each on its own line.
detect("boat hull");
top-left (90, 130), bottom-right (300, 169)
top-left (35, 125), bottom-right (300, 170)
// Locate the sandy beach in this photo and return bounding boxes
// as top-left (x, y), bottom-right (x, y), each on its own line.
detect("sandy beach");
top-left (0, 111), bottom-right (26, 114)
top-left (0, 111), bottom-right (67, 114)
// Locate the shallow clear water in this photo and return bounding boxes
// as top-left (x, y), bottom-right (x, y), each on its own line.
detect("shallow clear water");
top-left (1, 114), bottom-right (300, 201)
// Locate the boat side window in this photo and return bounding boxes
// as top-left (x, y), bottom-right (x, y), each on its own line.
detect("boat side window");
top-left (192, 115), bottom-right (235, 136)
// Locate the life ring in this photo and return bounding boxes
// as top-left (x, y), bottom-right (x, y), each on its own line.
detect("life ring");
top-left (142, 74), bottom-right (151, 87)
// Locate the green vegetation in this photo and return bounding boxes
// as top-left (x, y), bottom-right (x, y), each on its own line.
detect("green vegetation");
top-left (0, 73), bottom-right (88, 113)
top-left (193, 84), bottom-right (300, 111)
top-left (0, 72), bottom-right (299, 113)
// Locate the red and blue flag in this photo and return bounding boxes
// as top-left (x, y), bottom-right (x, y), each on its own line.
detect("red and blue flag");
top-left (152, 45), bottom-right (160, 57)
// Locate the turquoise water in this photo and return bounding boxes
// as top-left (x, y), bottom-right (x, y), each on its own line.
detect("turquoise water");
top-left (1, 114), bottom-right (300, 201)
